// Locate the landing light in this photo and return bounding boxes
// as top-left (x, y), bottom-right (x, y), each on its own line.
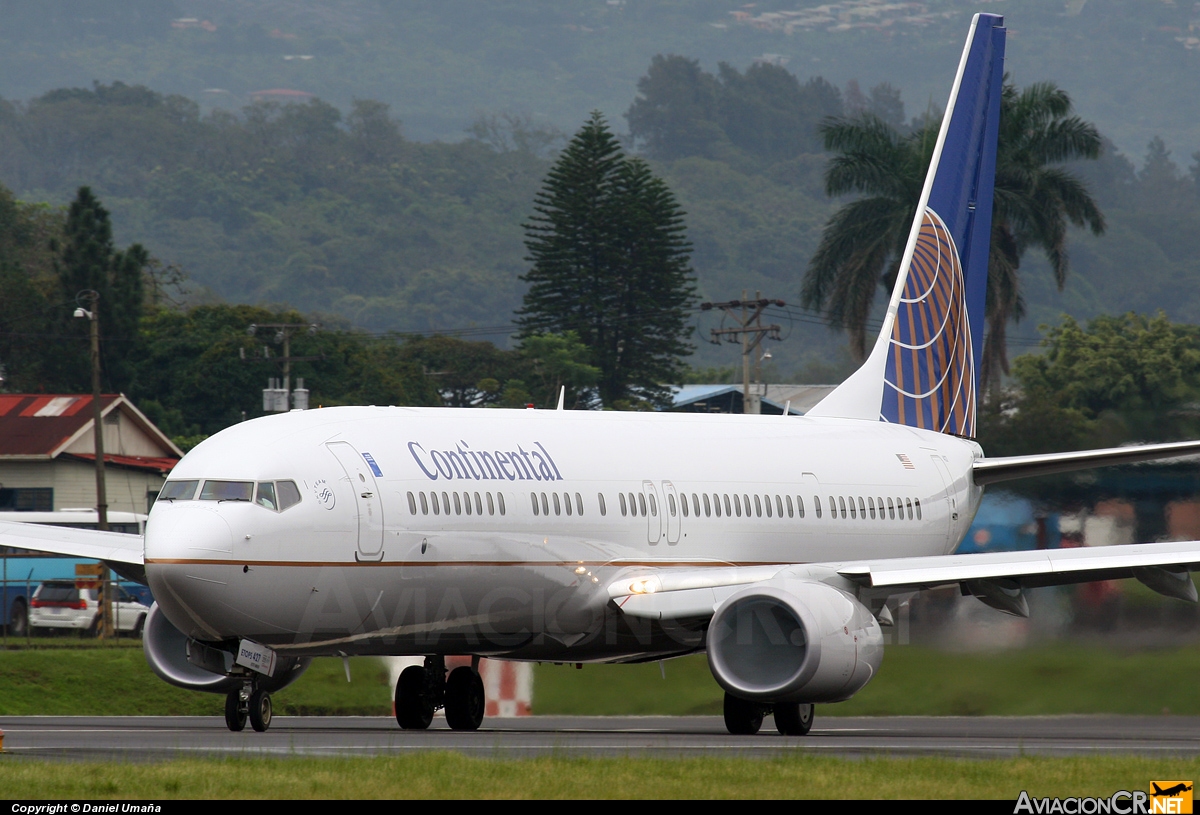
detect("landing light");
top-left (628, 578), bottom-right (660, 595)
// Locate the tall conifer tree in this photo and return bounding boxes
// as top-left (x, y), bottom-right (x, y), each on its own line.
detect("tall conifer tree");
top-left (518, 112), bottom-right (695, 408)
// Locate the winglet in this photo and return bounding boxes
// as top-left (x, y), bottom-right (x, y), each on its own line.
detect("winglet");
top-left (807, 13), bottom-right (1005, 439)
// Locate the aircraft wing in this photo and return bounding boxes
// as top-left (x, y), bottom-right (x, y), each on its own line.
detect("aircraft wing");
top-left (973, 439), bottom-right (1200, 485)
top-left (0, 520), bottom-right (144, 566)
top-left (609, 540), bottom-right (1200, 620)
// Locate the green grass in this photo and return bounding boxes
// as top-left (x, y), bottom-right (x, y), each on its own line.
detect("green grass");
top-left (532, 644), bottom-right (1200, 717)
top-left (3, 642), bottom-right (1200, 717)
top-left (0, 754), bottom-right (1196, 799)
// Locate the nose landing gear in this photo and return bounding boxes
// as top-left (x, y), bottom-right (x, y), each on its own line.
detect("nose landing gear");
top-left (224, 683), bottom-right (274, 732)
top-left (395, 656), bottom-right (486, 731)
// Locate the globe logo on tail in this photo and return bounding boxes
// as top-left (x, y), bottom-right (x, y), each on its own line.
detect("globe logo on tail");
top-left (881, 207), bottom-right (977, 437)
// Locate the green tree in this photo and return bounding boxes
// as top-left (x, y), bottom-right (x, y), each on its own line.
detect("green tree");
top-left (978, 313), bottom-right (1200, 456)
top-left (517, 112), bottom-right (697, 408)
top-left (801, 81), bottom-right (1105, 387)
top-left (52, 186), bottom-right (148, 392)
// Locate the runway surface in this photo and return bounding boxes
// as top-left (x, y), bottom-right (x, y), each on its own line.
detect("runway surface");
top-left (2, 715), bottom-right (1199, 760)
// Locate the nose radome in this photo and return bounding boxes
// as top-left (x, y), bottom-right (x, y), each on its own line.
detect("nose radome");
top-left (145, 505), bottom-right (234, 557)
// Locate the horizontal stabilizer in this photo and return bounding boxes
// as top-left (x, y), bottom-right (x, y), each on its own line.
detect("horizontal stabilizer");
top-left (972, 439), bottom-right (1200, 485)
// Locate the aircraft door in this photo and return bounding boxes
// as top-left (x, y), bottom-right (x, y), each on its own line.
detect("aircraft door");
top-left (662, 481), bottom-right (681, 545)
top-left (642, 480), bottom-right (662, 545)
top-left (326, 441), bottom-right (385, 561)
top-left (928, 454), bottom-right (956, 551)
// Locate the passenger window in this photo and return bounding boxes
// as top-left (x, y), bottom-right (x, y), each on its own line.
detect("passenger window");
top-left (462, 492), bottom-right (472, 516)
top-left (868, 496), bottom-right (876, 519)
top-left (888, 497), bottom-right (895, 519)
top-left (562, 492), bottom-right (571, 516)
top-left (858, 497), bottom-right (866, 518)
top-left (649, 494), bottom-right (657, 516)
top-left (681, 494), bottom-right (689, 517)
top-left (407, 492), bottom-right (417, 515)
top-left (255, 482), bottom-right (277, 510)
top-left (692, 494), bottom-right (701, 517)
top-left (442, 492), bottom-right (451, 515)
top-left (474, 493), bottom-right (483, 515)
top-left (848, 496), bottom-right (856, 519)
top-left (620, 493), bottom-right (628, 516)
top-left (668, 494), bottom-right (676, 517)
top-left (829, 496), bottom-right (836, 518)
top-left (638, 493), bottom-right (647, 517)
top-left (160, 480), bottom-right (199, 501)
top-left (432, 492), bottom-right (441, 515)
top-left (786, 495), bottom-right (794, 518)
top-left (553, 493), bottom-right (561, 516)
top-left (487, 493), bottom-right (495, 515)
top-left (628, 493), bottom-right (636, 516)
top-left (200, 480), bottom-right (254, 502)
top-left (906, 498), bottom-right (913, 520)
top-left (498, 493), bottom-right (505, 515)
top-left (453, 493), bottom-right (462, 515)
top-left (755, 495), bottom-right (763, 517)
top-left (839, 496), bottom-right (847, 519)
top-left (813, 495), bottom-right (821, 519)
top-left (575, 493), bottom-right (583, 516)
top-left (733, 494), bottom-right (741, 518)
top-left (723, 494), bottom-right (731, 517)
top-left (796, 495), bottom-right (805, 519)
top-left (541, 493), bottom-right (550, 516)
top-left (531, 493), bottom-right (539, 516)
top-left (703, 493), bottom-right (712, 517)
top-left (915, 498), bottom-right (922, 520)
top-left (775, 495), bottom-right (783, 518)
top-left (599, 493), bottom-right (607, 516)
top-left (420, 492), bottom-right (429, 515)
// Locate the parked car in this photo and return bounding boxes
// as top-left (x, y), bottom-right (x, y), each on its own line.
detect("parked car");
top-left (27, 581), bottom-right (149, 636)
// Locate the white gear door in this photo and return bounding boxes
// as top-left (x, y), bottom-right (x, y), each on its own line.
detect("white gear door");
top-left (327, 441), bottom-right (385, 561)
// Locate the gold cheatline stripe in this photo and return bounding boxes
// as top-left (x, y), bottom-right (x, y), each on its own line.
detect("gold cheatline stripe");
top-left (146, 558), bottom-right (796, 568)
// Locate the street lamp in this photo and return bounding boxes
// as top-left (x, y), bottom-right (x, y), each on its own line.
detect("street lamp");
top-left (74, 290), bottom-right (112, 639)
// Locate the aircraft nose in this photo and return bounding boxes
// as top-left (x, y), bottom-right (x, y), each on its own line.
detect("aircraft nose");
top-left (145, 505), bottom-right (234, 558)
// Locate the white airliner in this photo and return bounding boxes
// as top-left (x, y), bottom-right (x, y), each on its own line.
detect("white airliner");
top-left (4, 13), bottom-right (1199, 736)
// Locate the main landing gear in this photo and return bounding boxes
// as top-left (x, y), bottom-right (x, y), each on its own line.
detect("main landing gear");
top-left (224, 683), bottom-right (274, 733)
top-left (395, 656), bottom-right (486, 731)
top-left (723, 692), bottom-right (814, 736)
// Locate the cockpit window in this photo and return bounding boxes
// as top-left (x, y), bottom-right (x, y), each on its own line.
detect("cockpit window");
top-left (159, 480), bottom-right (198, 501)
top-left (199, 481), bottom-right (254, 502)
top-left (277, 481), bottom-right (301, 510)
top-left (255, 482), bottom-right (277, 510)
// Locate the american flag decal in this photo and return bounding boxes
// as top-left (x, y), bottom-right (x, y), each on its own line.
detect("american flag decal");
top-left (896, 453), bottom-right (915, 469)
top-left (881, 208), bottom-right (977, 437)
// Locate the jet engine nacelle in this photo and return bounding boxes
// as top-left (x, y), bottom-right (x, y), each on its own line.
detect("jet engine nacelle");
top-left (706, 579), bottom-right (883, 703)
top-left (142, 603), bottom-right (310, 694)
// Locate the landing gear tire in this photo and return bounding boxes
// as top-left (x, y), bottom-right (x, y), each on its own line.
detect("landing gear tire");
top-left (396, 665), bottom-right (434, 730)
top-left (224, 692), bottom-right (247, 732)
top-left (774, 702), bottom-right (814, 736)
top-left (723, 692), bottom-right (763, 735)
top-left (248, 689), bottom-right (272, 732)
top-left (444, 666), bottom-right (485, 731)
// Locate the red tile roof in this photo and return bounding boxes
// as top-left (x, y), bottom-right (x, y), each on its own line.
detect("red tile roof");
top-left (64, 453), bottom-right (179, 474)
top-left (0, 394), bottom-right (121, 457)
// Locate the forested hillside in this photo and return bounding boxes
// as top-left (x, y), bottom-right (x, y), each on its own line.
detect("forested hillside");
top-left (1, 2), bottom-right (1199, 378)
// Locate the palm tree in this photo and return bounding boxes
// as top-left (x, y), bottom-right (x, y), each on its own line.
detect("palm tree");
top-left (801, 80), bottom-right (1105, 390)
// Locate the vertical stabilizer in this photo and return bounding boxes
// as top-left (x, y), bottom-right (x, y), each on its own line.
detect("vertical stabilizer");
top-left (806, 13), bottom-right (1005, 438)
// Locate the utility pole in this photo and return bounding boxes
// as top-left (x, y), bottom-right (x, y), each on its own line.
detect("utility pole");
top-left (74, 290), bottom-right (112, 640)
top-left (701, 291), bottom-right (784, 414)
top-left (243, 323), bottom-right (322, 411)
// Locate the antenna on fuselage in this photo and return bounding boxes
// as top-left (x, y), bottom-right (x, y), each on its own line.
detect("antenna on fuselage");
top-left (556, 386), bottom-right (566, 411)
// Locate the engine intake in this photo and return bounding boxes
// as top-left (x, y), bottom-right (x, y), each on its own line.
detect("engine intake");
top-left (707, 579), bottom-right (883, 703)
top-left (142, 603), bottom-right (310, 694)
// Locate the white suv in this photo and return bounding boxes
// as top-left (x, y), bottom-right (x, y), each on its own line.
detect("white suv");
top-left (28, 581), bottom-right (150, 636)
